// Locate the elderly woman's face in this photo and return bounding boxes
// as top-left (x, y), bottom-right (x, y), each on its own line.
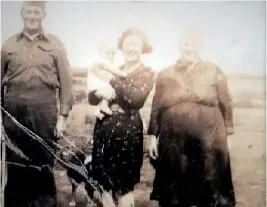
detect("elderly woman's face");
top-left (122, 34), bottom-right (143, 62)
top-left (180, 35), bottom-right (202, 62)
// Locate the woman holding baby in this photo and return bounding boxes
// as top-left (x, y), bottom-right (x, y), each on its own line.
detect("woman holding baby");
top-left (88, 28), bottom-right (154, 206)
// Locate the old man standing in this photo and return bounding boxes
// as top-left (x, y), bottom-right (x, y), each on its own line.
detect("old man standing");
top-left (1, 1), bottom-right (74, 206)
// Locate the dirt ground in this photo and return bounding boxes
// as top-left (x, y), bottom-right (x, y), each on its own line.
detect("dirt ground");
top-left (54, 76), bottom-right (266, 207)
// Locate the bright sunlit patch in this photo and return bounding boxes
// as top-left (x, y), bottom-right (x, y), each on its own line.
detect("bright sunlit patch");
top-left (75, 24), bottom-right (252, 74)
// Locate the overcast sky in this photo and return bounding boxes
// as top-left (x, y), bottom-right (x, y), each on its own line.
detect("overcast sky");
top-left (1, 1), bottom-right (266, 75)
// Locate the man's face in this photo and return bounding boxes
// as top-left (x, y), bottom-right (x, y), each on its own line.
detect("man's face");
top-left (21, 6), bottom-right (45, 31)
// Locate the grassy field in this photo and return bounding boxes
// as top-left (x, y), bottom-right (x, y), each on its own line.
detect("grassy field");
top-left (55, 73), bottom-right (266, 207)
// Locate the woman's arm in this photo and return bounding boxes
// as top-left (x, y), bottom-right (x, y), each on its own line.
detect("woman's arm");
top-left (147, 77), bottom-right (164, 137)
top-left (88, 88), bottom-right (116, 106)
top-left (87, 64), bottom-right (115, 106)
top-left (216, 68), bottom-right (234, 134)
top-left (147, 67), bottom-right (184, 137)
top-left (147, 75), bottom-right (167, 160)
top-left (109, 67), bottom-right (155, 110)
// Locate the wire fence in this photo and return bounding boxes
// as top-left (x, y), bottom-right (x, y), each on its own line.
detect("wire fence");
top-left (0, 106), bottom-right (116, 207)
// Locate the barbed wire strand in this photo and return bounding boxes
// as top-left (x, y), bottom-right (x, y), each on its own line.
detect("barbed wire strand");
top-left (2, 128), bottom-right (31, 161)
top-left (1, 106), bottom-right (117, 207)
top-left (1, 107), bottom-right (88, 177)
top-left (1, 107), bottom-right (113, 206)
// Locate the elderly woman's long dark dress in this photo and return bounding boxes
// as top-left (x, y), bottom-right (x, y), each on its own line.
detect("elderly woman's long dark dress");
top-left (88, 64), bottom-right (154, 195)
top-left (148, 60), bottom-right (236, 207)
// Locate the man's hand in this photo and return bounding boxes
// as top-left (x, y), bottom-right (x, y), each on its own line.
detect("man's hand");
top-left (54, 115), bottom-right (67, 139)
top-left (148, 135), bottom-right (158, 160)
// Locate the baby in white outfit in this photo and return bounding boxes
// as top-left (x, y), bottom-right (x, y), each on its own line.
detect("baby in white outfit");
top-left (87, 41), bottom-right (126, 120)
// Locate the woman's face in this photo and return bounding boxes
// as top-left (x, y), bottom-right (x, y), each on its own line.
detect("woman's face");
top-left (180, 35), bottom-right (202, 62)
top-left (122, 34), bottom-right (144, 62)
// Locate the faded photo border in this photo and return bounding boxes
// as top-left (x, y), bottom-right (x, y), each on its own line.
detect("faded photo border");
top-left (0, 1), bottom-right (266, 207)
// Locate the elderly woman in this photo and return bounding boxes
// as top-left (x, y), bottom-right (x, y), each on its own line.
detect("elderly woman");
top-left (88, 28), bottom-right (154, 206)
top-left (147, 28), bottom-right (236, 207)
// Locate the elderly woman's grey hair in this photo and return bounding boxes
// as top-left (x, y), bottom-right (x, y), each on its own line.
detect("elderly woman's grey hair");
top-left (179, 27), bottom-right (204, 45)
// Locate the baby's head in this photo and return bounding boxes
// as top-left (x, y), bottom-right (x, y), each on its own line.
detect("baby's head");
top-left (98, 40), bottom-right (118, 63)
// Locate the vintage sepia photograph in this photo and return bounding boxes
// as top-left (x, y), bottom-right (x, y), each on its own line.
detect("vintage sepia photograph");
top-left (0, 1), bottom-right (266, 207)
